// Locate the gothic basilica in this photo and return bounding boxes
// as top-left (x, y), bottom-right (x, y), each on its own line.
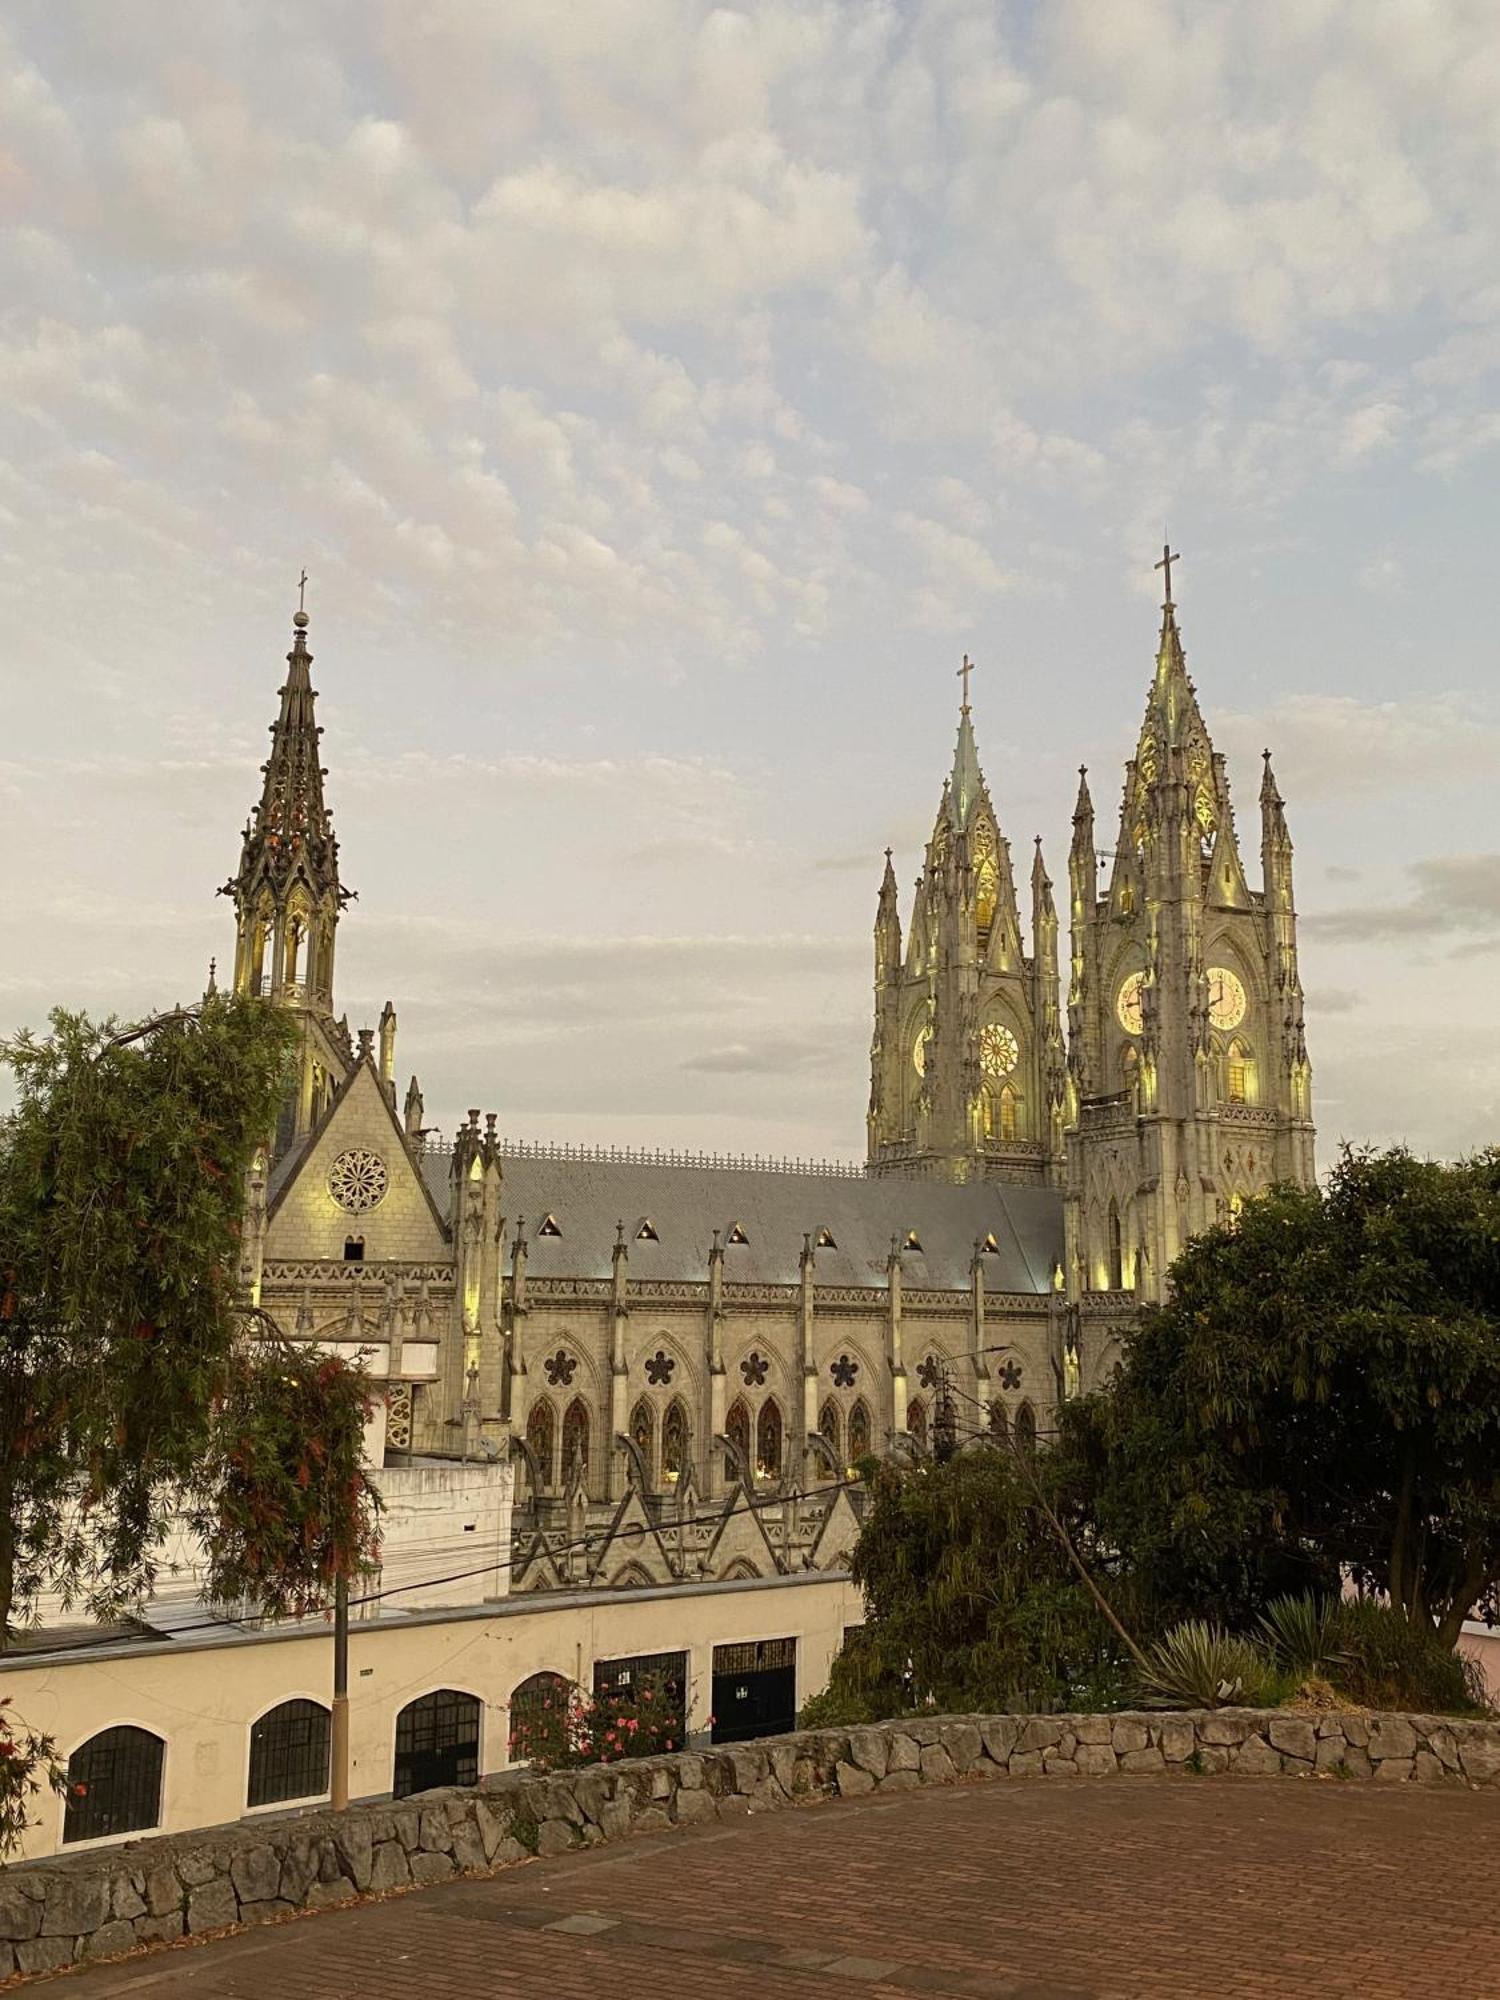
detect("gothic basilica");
top-left (228, 562), bottom-right (1314, 1591)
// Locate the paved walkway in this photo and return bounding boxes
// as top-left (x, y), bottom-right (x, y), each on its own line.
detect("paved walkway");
top-left (49, 1776), bottom-right (1498, 2000)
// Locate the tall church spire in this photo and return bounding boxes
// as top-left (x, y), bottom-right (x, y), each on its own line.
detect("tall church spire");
top-left (948, 655), bottom-right (985, 827)
top-left (222, 591), bottom-right (356, 1149)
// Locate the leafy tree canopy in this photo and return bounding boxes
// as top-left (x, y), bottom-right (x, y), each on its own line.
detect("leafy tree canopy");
top-left (1065, 1147), bottom-right (1500, 1645)
top-left (0, 994), bottom-right (379, 1646)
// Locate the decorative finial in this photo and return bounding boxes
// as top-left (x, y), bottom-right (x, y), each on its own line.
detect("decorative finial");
top-left (957, 653), bottom-right (975, 713)
top-left (1154, 541), bottom-right (1180, 608)
top-left (205, 955), bottom-right (217, 996)
top-left (293, 567), bottom-right (309, 631)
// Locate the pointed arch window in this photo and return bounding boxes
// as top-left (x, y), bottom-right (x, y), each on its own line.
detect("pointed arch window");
top-left (1121, 1042), bottom-right (1139, 1094)
top-left (985, 1081), bottom-right (1021, 1143)
top-left (988, 1398), bottom-right (1010, 1441)
top-left (629, 1397), bottom-right (656, 1485)
top-left (662, 1399), bottom-right (690, 1484)
top-left (818, 1398), bottom-right (843, 1464)
top-left (725, 1398), bottom-right (752, 1483)
top-left (1015, 1402), bottom-right (1037, 1457)
top-left (562, 1398), bottom-right (590, 1487)
top-left (526, 1399), bottom-right (556, 1491)
top-left (907, 1397), bottom-right (928, 1449)
top-left (755, 1398), bottom-right (784, 1482)
top-left (847, 1399), bottom-right (872, 1465)
top-left (1108, 1200), bottom-right (1123, 1292)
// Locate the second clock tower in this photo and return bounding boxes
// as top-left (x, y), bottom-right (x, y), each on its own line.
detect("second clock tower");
top-left (1063, 557), bottom-right (1314, 1334)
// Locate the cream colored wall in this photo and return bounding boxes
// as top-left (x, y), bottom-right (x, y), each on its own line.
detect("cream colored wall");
top-left (2, 1573), bottom-right (861, 1861)
top-left (267, 1065), bottom-right (447, 1264)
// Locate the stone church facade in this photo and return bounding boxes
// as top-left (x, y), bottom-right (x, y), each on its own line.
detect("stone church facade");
top-left (227, 567), bottom-right (1313, 1590)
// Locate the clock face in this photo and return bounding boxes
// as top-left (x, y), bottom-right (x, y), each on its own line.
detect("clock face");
top-left (1207, 966), bottom-right (1247, 1032)
top-left (1116, 972), bottom-right (1146, 1036)
top-left (912, 1022), bottom-right (933, 1076)
top-left (980, 1023), bottom-right (1019, 1077)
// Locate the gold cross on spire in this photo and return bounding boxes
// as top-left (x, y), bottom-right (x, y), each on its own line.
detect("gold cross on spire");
top-left (957, 653), bottom-right (976, 713)
top-left (1154, 542), bottom-right (1179, 608)
top-left (297, 567), bottom-right (309, 614)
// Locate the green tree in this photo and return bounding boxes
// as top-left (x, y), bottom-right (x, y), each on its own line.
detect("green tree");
top-left (1069, 1148), bottom-right (1500, 1646)
top-left (0, 994), bottom-right (379, 1645)
top-left (809, 1446), bottom-right (1131, 1722)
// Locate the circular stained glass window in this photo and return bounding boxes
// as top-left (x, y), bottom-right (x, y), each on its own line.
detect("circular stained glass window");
top-left (328, 1148), bottom-right (389, 1213)
top-left (980, 1023), bottom-right (1019, 1076)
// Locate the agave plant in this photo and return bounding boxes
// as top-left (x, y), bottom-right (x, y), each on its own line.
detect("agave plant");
top-left (1134, 1620), bottom-right (1275, 1710)
top-left (1257, 1594), bottom-right (1350, 1680)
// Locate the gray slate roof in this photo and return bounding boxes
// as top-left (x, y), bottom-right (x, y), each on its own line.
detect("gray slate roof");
top-left (421, 1153), bottom-right (1063, 1294)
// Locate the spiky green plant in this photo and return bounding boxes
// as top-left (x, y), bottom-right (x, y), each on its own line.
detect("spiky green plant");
top-left (1257, 1594), bottom-right (1350, 1679)
top-left (1134, 1620), bottom-right (1277, 1710)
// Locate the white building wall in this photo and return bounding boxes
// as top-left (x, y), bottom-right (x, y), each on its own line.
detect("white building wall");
top-left (1, 1570), bottom-right (861, 1861)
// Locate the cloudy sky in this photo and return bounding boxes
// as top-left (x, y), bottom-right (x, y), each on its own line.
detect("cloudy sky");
top-left (3, 0), bottom-right (1499, 1161)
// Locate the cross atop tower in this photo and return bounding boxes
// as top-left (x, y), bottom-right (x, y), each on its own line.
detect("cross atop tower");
top-left (1154, 543), bottom-right (1180, 608)
top-left (957, 653), bottom-right (976, 713)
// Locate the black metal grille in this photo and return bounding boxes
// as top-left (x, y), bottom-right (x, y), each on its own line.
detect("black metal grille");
top-left (393, 1689), bottom-right (481, 1799)
top-left (63, 1726), bottom-right (164, 1843)
top-left (712, 1638), bottom-right (797, 1675)
top-left (248, 1699), bottom-right (331, 1808)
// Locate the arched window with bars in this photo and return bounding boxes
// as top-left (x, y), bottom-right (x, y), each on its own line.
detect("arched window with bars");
top-left (907, 1397), bottom-right (928, 1449)
top-left (818, 1398), bottom-right (842, 1464)
top-left (1108, 1200), bottom-right (1123, 1292)
top-left (1226, 1038), bottom-right (1256, 1105)
top-left (1015, 1402), bottom-right (1037, 1456)
top-left (755, 1398), bottom-right (783, 1482)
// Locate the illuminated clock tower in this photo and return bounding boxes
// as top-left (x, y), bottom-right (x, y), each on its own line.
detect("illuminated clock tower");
top-left (1062, 552), bottom-right (1315, 1333)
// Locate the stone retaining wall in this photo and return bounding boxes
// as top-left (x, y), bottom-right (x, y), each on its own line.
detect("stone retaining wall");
top-left (3, 1706), bottom-right (1498, 1982)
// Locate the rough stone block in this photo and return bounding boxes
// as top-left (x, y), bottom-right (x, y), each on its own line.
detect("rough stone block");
top-left (1073, 1743), bottom-right (1118, 1776)
top-left (570, 1771), bottom-right (614, 1821)
top-left (17, 1935), bottom-right (76, 1976)
top-left (1412, 1752), bottom-right (1449, 1783)
top-left (1110, 1719), bottom-right (1149, 1756)
top-left (451, 1823), bottom-right (486, 1872)
top-left (1072, 1715), bottom-right (1112, 1745)
top-left (305, 1880), bottom-right (356, 1910)
top-left (108, 1872), bottom-right (146, 1924)
top-left (649, 1766), bottom-right (673, 1801)
top-left (1316, 1716), bottom-right (1347, 1738)
top-left (369, 1841), bottom-right (411, 1892)
top-left (1314, 1736), bottom-right (1349, 1774)
top-left (135, 1912), bottom-right (185, 1946)
top-left (41, 1873), bottom-right (110, 1937)
top-left (835, 1760), bottom-right (877, 1798)
top-left (1373, 1757), bottom-right (1413, 1784)
top-left (1194, 1746), bottom-right (1230, 1774)
top-left (887, 1733), bottom-right (921, 1773)
top-left (980, 1718), bottom-right (1020, 1763)
top-left (392, 1807), bottom-right (422, 1850)
top-left (847, 1728), bottom-right (889, 1779)
top-left (1042, 1751), bottom-right (1078, 1775)
top-left (1268, 1718), bottom-right (1318, 1762)
top-left (1459, 1737), bottom-right (1500, 1784)
top-left (0, 1884), bottom-right (42, 1942)
top-left (1120, 1747), bottom-right (1166, 1773)
top-left (938, 1722), bottom-right (983, 1772)
top-left (1426, 1728), bottom-right (1459, 1771)
top-left (598, 1800), bottom-right (634, 1841)
top-left (1343, 1746), bottom-right (1373, 1780)
top-left (1157, 1719), bottom-right (1194, 1765)
top-left (878, 1769), bottom-right (921, 1790)
top-left (409, 1851), bottom-right (457, 1885)
top-left (1016, 1717), bottom-right (1063, 1754)
top-left (1008, 1751), bottom-right (1043, 1777)
top-left (418, 1807), bottom-right (454, 1853)
top-left (1368, 1716), bottom-right (1418, 1762)
top-left (633, 1806), bottom-right (671, 1834)
top-left (333, 1819), bottom-right (374, 1891)
top-left (919, 1744), bottom-right (956, 1784)
top-left (186, 1878), bottom-right (239, 1935)
top-left (230, 1846), bottom-right (281, 1907)
top-left (1199, 1715), bottom-right (1252, 1746)
top-left (671, 1788), bottom-right (717, 1827)
top-left (1340, 1715), bottom-right (1370, 1749)
top-left (767, 1744), bottom-right (799, 1795)
top-left (85, 1918), bottom-right (138, 1961)
top-left (278, 1840), bottom-right (319, 1905)
top-left (726, 1746), bottom-right (769, 1792)
top-left (239, 1900), bottom-right (295, 1926)
top-left (1231, 1735), bottom-right (1281, 1776)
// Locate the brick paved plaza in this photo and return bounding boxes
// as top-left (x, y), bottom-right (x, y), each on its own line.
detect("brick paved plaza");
top-left (51, 1777), bottom-right (1497, 2000)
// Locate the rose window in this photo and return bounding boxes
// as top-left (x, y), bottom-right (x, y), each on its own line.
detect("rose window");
top-left (830, 1354), bottom-right (859, 1389)
top-left (328, 1148), bottom-right (388, 1213)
